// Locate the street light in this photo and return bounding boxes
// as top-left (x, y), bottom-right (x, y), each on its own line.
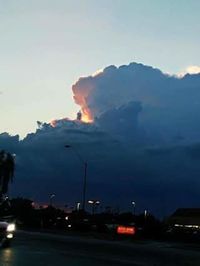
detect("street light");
top-left (76, 202), bottom-right (81, 211)
top-left (49, 193), bottom-right (55, 206)
top-left (131, 201), bottom-right (136, 216)
top-left (144, 209), bottom-right (148, 219)
top-left (88, 200), bottom-right (100, 215)
top-left (65, 145), bottom-right (87, 211)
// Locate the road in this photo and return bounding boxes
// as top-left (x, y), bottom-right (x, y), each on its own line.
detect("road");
top-left (1, 231), bottom-right (200, 265)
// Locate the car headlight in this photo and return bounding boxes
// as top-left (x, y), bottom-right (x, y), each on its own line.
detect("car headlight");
top-left (6, 233), bottom-right (13, 239)
top-left (7, 223), bottom-right (16, 232)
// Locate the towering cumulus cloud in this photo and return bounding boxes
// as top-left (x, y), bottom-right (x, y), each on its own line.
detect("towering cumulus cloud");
top-left (72, 63), bottom-right (200, 143)
top-left (72, 63), bottom-right (169, 119)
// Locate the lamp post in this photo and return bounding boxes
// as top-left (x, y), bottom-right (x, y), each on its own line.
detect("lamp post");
top-left (49, 193), bottom-right (55, 207)
top-left (88, 200), bottom-right (100, 215)
top-left (131, 201), bottom-right (136, 216)
top-left (65, 145), bottom-right (87, 211)
top-left (76, 202), bottom-right (81, 211)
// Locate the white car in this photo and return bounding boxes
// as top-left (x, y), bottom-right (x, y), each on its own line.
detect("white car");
top-left (0, 221), bottom-right (16, 247)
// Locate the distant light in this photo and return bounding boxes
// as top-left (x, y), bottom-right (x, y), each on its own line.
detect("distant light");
top-left (65, 216), bottom-right (69, 220)
top-left (174, 224), bottom-right (183, 227)
top-left (68, 224), bottom-right (72, 228)
top-left (174, 224), bottom-right (200, 229)
top-left (117, 226), bottom-right (136, 235)
top-left (88, 200), bottom-right (100, 205)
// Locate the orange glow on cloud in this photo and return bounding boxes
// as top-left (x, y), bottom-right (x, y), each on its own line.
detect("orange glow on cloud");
top-left (50, 120), bottom-right (57, 127)
top-left (72, 83), bottom-right (94, 123)
top-left (81, 114), bottom-right (93, 123)
top-left (81, 108), bottom-right (93, 123)
top-left (50, 110), bottom-right (93, 128)
top-left (50, 117), bottom-right (71, 127)
top-left (49, 74), bottom-right (97, 127)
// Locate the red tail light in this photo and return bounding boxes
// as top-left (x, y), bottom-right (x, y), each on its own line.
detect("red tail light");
top-left (117, 226), bottom-right (136, 235)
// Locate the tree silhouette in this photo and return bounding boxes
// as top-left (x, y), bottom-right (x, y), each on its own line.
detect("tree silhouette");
top-left (0, 150), bottom-right (15, 198)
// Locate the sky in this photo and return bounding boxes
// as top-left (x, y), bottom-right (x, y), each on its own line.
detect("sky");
top-left (0, 0), bottom-right (200, 137)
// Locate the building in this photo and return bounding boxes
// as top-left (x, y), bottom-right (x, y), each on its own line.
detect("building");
top-left (168, 208), bottom-right (200, 230)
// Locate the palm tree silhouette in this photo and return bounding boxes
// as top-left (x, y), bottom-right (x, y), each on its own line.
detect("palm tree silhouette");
top-left (0, 150), bottom-right (15, 198)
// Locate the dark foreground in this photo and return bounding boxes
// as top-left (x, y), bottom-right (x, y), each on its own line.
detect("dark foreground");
top-left (1, 231), bottom-right (200, 265)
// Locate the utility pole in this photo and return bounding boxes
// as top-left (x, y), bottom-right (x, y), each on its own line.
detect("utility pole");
top-left (65, 145), bottom-right (88, 212)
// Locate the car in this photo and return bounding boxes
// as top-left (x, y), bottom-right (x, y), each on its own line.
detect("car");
top-left (0, 220), bottom-right (16, 247)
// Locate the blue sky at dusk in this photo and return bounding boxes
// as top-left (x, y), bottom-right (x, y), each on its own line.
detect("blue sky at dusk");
top-left (0, 0), bottom-right (200, 137)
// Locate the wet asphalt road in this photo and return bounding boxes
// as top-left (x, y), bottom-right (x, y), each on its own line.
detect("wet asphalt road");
top-left (1, 231), bottom-right (200, 265)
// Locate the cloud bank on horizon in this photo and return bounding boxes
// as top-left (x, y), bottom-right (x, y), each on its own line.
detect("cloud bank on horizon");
top-left (2, 62), bottom-right (200, 215)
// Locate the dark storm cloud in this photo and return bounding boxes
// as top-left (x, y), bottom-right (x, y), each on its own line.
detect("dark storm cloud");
top-left (184, 143), bottom-right (200, 159)
top-left (2, 122), bottom-right (200, 216)
top-left (0, 132), bottom-right (20, 151)
top-left (96, 101), bottom-right (144, 143)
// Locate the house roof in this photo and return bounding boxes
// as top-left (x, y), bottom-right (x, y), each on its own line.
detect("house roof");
top-left (172, 208), bottom-right (200, 217)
